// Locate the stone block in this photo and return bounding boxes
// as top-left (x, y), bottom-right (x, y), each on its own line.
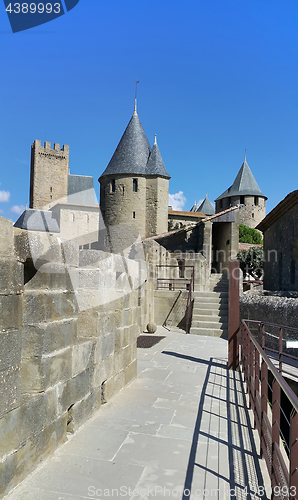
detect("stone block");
top-left (123, 344), bottom-right (131, 367)
top-left (131, 341), bottom-right (137, 362)
top-left (101, 332), bottom-right (114, 360)
top-left (22, 319), bottom-right (77, 358)
top-left (97, 310), bottom-right (115, 335)
top-left (24, 262), bottom-right (73, 291)
top-left (0, 217), bottom-right (14, 258)
top-left (79, 249), bottom-right (107, 268)
top-left (0, 451), bottom-right (16, 499)
top-left (67, 388), bottom-right (101, 434)
top-left (77, 307), bottom-right (99, 338)
top-left (0, 295), bottom-right (22, 332)
top-left (0, 406), bottom-right (21, 459)
top-left (61, 240), bottom-right (79, 267)
top-left (0, 259), bottom-right (23, 295)
top-left (0, 365), bottom-right (21, 418)
top-left (114, 327), bottom-right (122, 353)
top-left (102, 354), bottom-right (114, 380)
top-left (23, 291), bottom-right (77, 324)
top-left (123, 308), bottom-right (133, 327)
top-left (58, 368), bottom-right (91, 413)
top-left (0, 330), bottom-right (21, 371)
top-left (124, 359), bottom-right (137, 385)
top-left (72, 340), bottom-right (93, 377)
top-left (21, 347), bottom-right (72, 393)
top-left (91, 360), bottom-right (107, 389)
top-left (114, 350), bottom-right (124, 374)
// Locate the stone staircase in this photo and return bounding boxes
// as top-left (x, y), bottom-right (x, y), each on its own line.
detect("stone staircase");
top-left (189, 273), bottom-right (229, 338)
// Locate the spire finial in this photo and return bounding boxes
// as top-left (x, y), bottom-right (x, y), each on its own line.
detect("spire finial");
top-left (134, 80), bottom-right (139, 115)
top-left (244, 149), bottom-right (246, 162)
top-left (154, 134), bottom-right (157, 145)
top-left (206, 192), bottom-right (208, 199)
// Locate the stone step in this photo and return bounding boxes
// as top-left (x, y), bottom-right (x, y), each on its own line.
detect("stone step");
top-left (193, 291), bottom-right (228, 298)
top-left (193, 308), bottom-right (228, 316)
top-left (192, 314), bottom-right (228, 323)
top-left (193, 303), bottom-right (228, 311)
top-left (192, 320), bottom-right (228, 329)
top-left (189, 326), bottom-right (228, 338)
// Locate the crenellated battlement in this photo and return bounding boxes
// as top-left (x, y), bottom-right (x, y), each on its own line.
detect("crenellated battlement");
top-left (33, 139), bottom-right (69, 154)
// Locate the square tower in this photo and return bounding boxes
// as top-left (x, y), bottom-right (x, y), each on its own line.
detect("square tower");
top-left (29, 140), bottom-right (69, 210)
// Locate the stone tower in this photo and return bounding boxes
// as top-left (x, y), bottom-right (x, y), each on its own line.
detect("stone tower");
top-left (98, 101), bottom-right (170, 240)
top-left (215, 157), bottom-right (267, 228)
top-left (29, 140), bottom-right (69, 210)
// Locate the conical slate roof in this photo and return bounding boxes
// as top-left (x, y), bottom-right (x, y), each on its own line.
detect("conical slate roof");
top-left (190, 201), bottom-right (197, 212)
top-left (215, 159), bottom-right (267, 201)
top-left (99, 108), bottom-right (151, 179)
top-left (196, 195), bottom-right (215, 215)
top-left (146, 136), bottom-right (170, 178)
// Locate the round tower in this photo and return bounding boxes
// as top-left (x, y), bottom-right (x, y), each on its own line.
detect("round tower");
top-left (98, 101), bottom-right (170, 241)
top-left (215, 157), bottom-right (267, 228)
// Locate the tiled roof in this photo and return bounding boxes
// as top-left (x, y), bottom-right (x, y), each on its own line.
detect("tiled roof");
top-left (215, 159), bottom-right (267, 201)
top-left (99, 112), bottom-right (151, 178)
top-left (196, 195), bottom-right (215, 216)
top-left (146, 137), bottom-right (170, 178)
top-left (14, 209), bottom-right (60, 232)
top-left (68, 175), bottom-right (96, 205)
top-left (99, 109), bottom-right (170, 180)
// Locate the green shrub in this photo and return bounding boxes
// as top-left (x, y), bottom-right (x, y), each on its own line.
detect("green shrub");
top-left (239, 224), bottom-right (263, 244)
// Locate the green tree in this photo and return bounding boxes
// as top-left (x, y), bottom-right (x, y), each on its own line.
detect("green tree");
top-left (237, 247), bottom-right (264, 279)
top-left (239, 224), bottom-right (263, 244)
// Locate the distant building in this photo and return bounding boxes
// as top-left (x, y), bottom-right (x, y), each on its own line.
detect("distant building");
top-left (257, 191), bottom-right (298, 291)
top-left (98, 100), bottom-right (170, 241)
top-left (190, 194), bottom-right (215, 216)
top-left (215, 157), bottom-right (267, 228)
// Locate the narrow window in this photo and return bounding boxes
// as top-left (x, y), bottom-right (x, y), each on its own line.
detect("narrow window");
top-left (254, 196), bottom-right (259, 206)
top-left (252, 213), bottom-right (254, 218)
top-left (228, 197), bottom-right (231, 207)
top-left (219, 199), bottom-right (223, 209)
top-left (133, 179), bottom-right (138, 192)
top-left (111, 179), bottom-right (116, 193)
top-left (50, 187), bottom-right (53, 192)
top-left (133, 211), bottom-right (136, 219)
top-left (240, 195), bottom-right (244, 205)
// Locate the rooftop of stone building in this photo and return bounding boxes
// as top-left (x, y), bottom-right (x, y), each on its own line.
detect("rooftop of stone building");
top-left (5, 327), bottom-right (269, 500)
top-left (99, 101), bottom-right (170, 180)
top-left (215, 158), bottom-right (267, 201)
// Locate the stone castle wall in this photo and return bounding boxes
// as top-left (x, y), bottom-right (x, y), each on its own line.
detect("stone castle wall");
top-left (216, 196), bottom-right (266, 229)
top-left (0, 216), bottom-right (156, 498)
top-left (100, 175), bottom-right (147, 239)
top-left (146, 177), bottom-right (169, 237)
top-left (30, 141), bottom-right (69, 210)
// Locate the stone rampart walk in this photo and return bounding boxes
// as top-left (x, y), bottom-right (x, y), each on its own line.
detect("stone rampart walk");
top-left (6, 328), bottom-right (269, 500)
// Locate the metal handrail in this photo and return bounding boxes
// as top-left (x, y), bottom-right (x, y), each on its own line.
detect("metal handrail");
top-left (241, 319), bottom-right (298, 499)
top-left (242, 320), bottom-right (298, 413)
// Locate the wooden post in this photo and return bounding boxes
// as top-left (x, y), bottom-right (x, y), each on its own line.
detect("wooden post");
top-left (290, 412), bottom-right (298, 500)
top-left (228, 260), bottom-right (240, 370)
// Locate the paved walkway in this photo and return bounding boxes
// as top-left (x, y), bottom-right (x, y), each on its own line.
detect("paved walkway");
top-left (6, 328), bottom-right (269, 500)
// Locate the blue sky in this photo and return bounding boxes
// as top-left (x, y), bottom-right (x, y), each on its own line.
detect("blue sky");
top-left (0, 0), bottom-right (297, 218)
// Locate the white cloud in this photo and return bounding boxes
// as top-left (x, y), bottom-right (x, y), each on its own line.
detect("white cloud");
top-left (11, 205), bottom-right (25, 215)
top-left (0, 190), bottom-right (10, 202)
top-left (169, 191), bottom-right (186, 211)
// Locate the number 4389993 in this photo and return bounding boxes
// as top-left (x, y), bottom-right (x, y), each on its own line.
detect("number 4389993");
top-left (6, 2), bottom-right (61, 13)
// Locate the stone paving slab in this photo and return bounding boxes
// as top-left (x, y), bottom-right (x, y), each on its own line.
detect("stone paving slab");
top-left (6, 327), bottom-right (269, 500)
